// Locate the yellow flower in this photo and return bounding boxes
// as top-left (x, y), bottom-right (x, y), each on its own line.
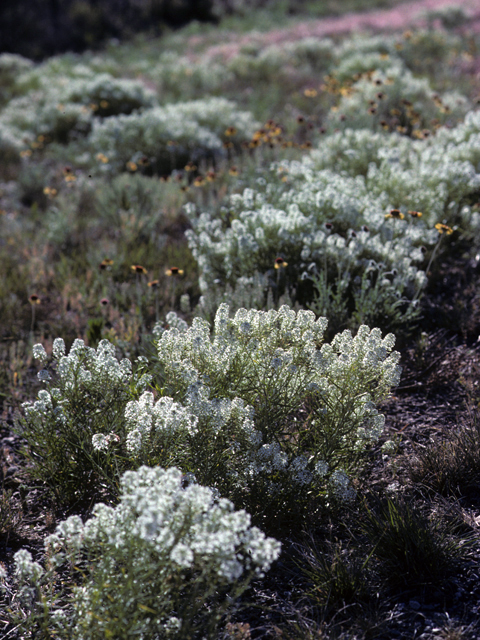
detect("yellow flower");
top-left (131, 264), bottom-right (147, 274)
top-left (165, 267), bottom-right (184, 276)
top-left (385, 209), bottom-right (405, 220)
top-left (435, 223), bottom-right (453, 235)
top-left (99, 259), bottom-right (114, 270)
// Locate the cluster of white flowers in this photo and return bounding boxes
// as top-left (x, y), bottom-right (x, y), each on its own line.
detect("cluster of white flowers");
top-left (5, 466), bottom-right (281, 639)
top-left (0, 58), bottom-right (156, 140)
top-left (150, 51), bottom-right (234, 99)
top-left (328, 52), bottom-right (468, 129)
top-left (53, 338), bottom-right (133, 390)
top-left (23, 338), bottom-right (148, 495)
top-left (62, 72), bottom-right (156, 113)
top-left (123, 392), bottom-right (199, 454)
top-left (0, 52), bottom-right (33, 82)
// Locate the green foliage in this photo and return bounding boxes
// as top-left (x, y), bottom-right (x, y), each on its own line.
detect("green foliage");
top-left (408, 408), bottom-right (480, 498)
top-left (361, 497), bottom-right (461, 588)
top-left (298, 536), bottom-right (371, 612)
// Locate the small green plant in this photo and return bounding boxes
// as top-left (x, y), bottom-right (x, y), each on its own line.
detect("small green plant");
top-left (361, 497), bottom-right (461, 588)
top-left (297, 535), bottom-right (371, 612)
top-left (5, 465), bottom-right (281, 640)
top-left (408, 408), bottom-right (480, 498)
top-left (0, 487), bottom-right (21, 545)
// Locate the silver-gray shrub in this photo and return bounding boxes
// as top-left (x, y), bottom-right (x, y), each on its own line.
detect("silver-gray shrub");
top-left (62, 72), bottom-right (156, 115)
top-left (6, 465), bottom-right (280, 640)
top-left (87, 97), bottom-right (259, 173)
top-left (0, 67), bottom-right (155, 144)
top-left (307, 115), bottom-right (480, 239)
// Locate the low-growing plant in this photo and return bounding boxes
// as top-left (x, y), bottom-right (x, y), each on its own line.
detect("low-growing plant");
top-left (4, 465), bottom-right (281, 639)
top-left (185, 168), bottom-right (433, 335)
top-left (0, 53), bottom-right (33, 106)
top-left (408, 408), bottom-right (480, 499)
top-left (88, 97), bottom-right (259, 174)
top-left (0, 487), bottom-right (21, 545)
top-left (297, 536), bottom-right (371, 613)
top-left (361, 497), bottom-right (462, 589)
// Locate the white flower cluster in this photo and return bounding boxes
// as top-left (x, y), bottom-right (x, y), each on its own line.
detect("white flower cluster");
top-left (53, 338), bottom-right (133, 390)
top-left (62, 72), bottom-right (156, 114)
top-left (8, 466), bottom-right (280, 639)
top-left (186, 167), bottom-right (432, 327)
top-left (0, 52), bottom-right (33, 83)
top-left (150, 51), bottom-right (234, 99)
top-left (123, 392), bottom-right (199, 454)
top-left (328, 53), bottom-right (468, 130)
top-left (0, 59), bottom-right (155, 141)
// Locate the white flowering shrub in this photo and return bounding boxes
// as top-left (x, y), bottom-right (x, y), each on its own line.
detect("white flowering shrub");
top-left (0, 52), bottom-right (33, 105)
top-left (62, 72), bottom-right (156, 115)
top-left (88, 97), bottom-right (258, 173)
top-left (0, 70), bottom-right (155, 146)
top-left (307, 120), bottom-right (480, 240)
top-left (145, 304), bottom-right (400, 522)
top-left (0, 92), bottom-right (94, 144)
top-left (0, 121), bottom-right (23, 168)
top-left (6, 465), bottom-right (280, 639)
top-left (20, 338), bottom-right (151, 502)
top-left (150, 52), bottom-right (234, 101)
top-left (328, 59), bottom-right (469, 131)
top-left (186, 167), bottom-right (433, 334)
top-left (226, 37), bottom-right (334, 82)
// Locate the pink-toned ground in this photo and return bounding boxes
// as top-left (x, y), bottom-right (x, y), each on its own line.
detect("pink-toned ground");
top-left (187, 0), bottom-right (480, 61)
